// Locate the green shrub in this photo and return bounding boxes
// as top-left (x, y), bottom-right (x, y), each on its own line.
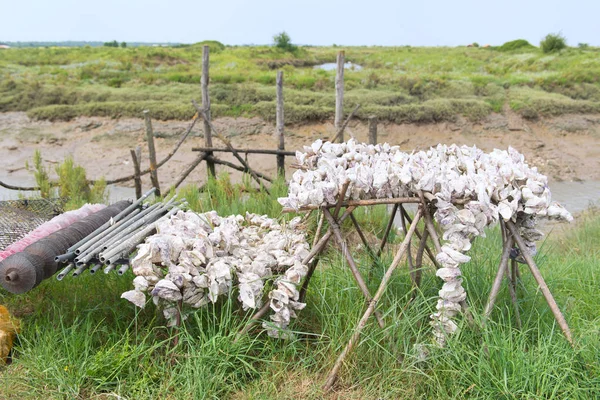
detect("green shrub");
top-left (193, 40), bottom-right (226, 52)
top-left (540, 33), bottom-right (567, 53)
top-left (273, 31), bottom-right (297, 53)
top-left (578, 43), bottom-right (589, 49)
top-left (498, 39), bottom-right (536, 52)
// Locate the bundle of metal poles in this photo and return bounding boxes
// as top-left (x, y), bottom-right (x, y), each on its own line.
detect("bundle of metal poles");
top-left (55, 189), bottom-right (186, 280)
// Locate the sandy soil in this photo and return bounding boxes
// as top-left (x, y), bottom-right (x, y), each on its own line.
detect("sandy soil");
top-left (1, 111), bottom-right (599, 191)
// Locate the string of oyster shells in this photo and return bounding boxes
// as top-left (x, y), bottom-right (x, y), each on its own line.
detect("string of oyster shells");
top-left (121, 210), bottom-right (310, 338)
top-left (279, 139), bottom-right (572, 345)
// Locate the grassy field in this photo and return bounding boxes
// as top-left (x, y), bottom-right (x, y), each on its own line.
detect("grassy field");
top-left (2, 43), bottom-right (600, 124)
top-left (1, 177), bottom-right (599, 399)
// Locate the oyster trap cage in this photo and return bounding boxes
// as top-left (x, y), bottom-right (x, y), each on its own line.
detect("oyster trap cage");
top-left (0, 199), bottom-right (65, 251)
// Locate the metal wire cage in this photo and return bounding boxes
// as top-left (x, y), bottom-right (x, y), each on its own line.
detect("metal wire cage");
top-left (0, 199), bottom-right (65, 251)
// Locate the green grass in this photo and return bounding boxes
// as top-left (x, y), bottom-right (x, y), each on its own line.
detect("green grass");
top-left (2, 44), bottom-right (600, 123)
top-left (1, 178), bottom-right (599, 399)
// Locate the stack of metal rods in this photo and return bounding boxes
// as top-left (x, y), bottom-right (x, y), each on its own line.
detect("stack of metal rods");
top-left (0, 200), bottom-right (133, 294)
top-left (55, 189), bottom-right (186, 280)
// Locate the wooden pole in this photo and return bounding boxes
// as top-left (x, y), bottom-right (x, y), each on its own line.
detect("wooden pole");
top-left (323, 208), bottom-right (422, 392)
top-left (276, 70), bottom-right (285, 178)
top-left (399, 206), bottom-right (415, 284)
top-left (368, 116), bottom-right (378, 145)
top-left (335, 51), bottom-right (345, 142)
top-left (202, 45), bottom-right (216, 178)
top-left (130, 146), bottom-right (142, 199)
top-left (505, 221), bottom-right (573, 344)
top-left (143, 110), bottom-right (161, 197)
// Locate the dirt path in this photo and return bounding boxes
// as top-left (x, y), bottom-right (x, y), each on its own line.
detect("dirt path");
top-left (1, 112), bottom-right (599, 192)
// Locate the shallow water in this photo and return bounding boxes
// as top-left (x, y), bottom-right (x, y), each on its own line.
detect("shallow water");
top-left (314, 62), bottom-right (363, 71)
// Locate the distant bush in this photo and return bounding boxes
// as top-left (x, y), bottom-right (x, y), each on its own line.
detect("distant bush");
top-left (472, 42), bottom-right (480, 48)
top-left (103, 40), bottom-right (119, 48)
top-left (498, 39), bottom-right (535, 52)
top-left (540, 33), bottom-right (567, 53)
top-left (120, 42), bottom-right (127, 48)
top-left (273, 32), bottom-right (297, 52)
top-left (578, 43), bottom-right (589, 49)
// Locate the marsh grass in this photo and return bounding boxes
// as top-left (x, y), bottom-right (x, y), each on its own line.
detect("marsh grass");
top-left (2, 45), bottom-right (600, 124)
top-left (1, 176), bottom-right (599, 399)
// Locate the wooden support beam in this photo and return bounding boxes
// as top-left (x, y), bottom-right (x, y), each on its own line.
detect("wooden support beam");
top-left (283, 197), bottom-right (420, 213)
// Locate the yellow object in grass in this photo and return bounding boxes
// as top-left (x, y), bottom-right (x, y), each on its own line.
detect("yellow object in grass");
top-left (0, 305), bottom-right (20, 364)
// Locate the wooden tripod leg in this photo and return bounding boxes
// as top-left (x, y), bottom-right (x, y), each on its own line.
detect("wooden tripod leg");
top-left (506, 221), bottom-right (573, 345)
top-left (504, 265), bottom-right (523, 330)
top-left (323, 208), bottom-right (386, 329)
top-left (482, 235), bottom-right (513, 324)
top-left (350, 213), bottom-right (376, 261)
top-left (401, 206), bottom-right (441, 269)
top-left (399, 206), bottom-right (416, 284)
top-left (414, 228), bottom-right (429, 289)
top-left (377, 204), bottom-right (398, 256)
top-left (322, 208), bottom-right (422, 392)
top-left (298, 207), bottom-right (357, 302)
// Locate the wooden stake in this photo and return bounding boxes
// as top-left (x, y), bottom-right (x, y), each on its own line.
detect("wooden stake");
top-left (323, 208), bottom-right (423, 392)
top-left (368, 115), bottom-right (377, 145)
top-left (144, 110), bottom-right (161, 197)
top-left (202, 45), bottom-right (216, 178)
top-left (506, 220), bottom-right (573, 344)
top-left (130, 146), bottom-right (142, 199)
top-left (276, 70), bottom-right (285, 178)
top-left (323, 209), bottom-right (386, 329)
top-left (335, 51), bottom-right (345, 142)
top-left (235, 299), bottom-right (272, 341)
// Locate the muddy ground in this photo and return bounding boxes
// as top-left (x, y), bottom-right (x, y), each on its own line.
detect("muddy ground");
top-left (1, 111), bottom-right (599, 192)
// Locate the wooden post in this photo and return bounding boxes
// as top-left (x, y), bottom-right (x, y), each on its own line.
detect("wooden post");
top-left (335, 51), bottom-right (345, 142)
top-left (202, 45), bottom-right (216, 178)
top-left (368, 116), bottom-right (378, 144)
top-left (130, 146), bottom-right (142, 199)
top-left (143, 110), bottom-right (161, 197)
top-left (276, 70), bottom-right (285, 178)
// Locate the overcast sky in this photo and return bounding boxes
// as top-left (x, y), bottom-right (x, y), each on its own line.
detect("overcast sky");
top-left (1, 0), bottom-right (599, 46)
